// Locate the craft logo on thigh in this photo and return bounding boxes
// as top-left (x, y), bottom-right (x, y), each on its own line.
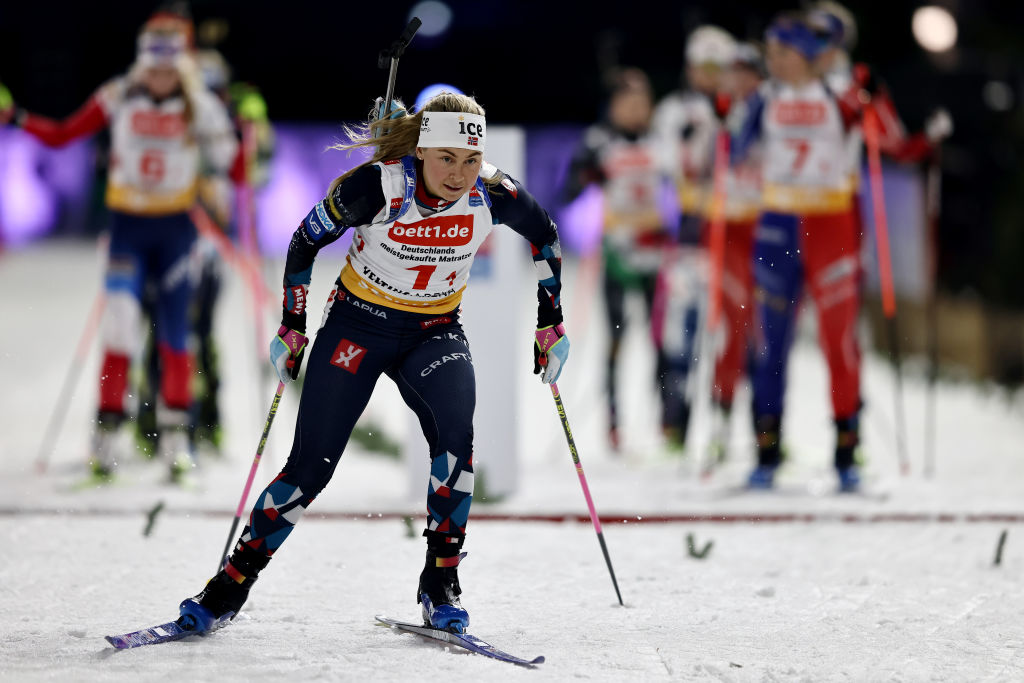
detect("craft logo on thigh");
top-left (331, 339), bottom-right (367, 374)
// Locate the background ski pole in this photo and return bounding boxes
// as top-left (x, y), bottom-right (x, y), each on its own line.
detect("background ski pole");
top-left (35, 232), bottom-right (110, 474)
top-left (217, 380), bottom-right (285, 572)
top-left (189, 205), bottom-right (277, 308)
top-left (863, 103), bottom-right (910, 476)
top-left (549, 382), bottom-right (624, 606)
top-left (923, 147), bottom-right (942, 478)
top-left (700, 122), bottom-right (731, 477)
top-left (34, 290), bottom-right (106, 474)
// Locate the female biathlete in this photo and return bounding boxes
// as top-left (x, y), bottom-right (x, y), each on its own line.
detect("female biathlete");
top-left (563, 68), bottom-right (669, 452)
top-left (734, 12), bottom-right (946, 492)
top-left (708, 43), bottom-right (765, 459)
top-left (176, 91), bottom-right (568, 634)
top-left (732, 14), bottom-right (869, 492)
top-left (652, 26), bottom-right (737, 452)
top-left (0, 8), bottom-right (237, 480)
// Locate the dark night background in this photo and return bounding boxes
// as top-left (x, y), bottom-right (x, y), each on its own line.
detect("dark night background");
top-left (1, 0), bottom-right (1023, 311)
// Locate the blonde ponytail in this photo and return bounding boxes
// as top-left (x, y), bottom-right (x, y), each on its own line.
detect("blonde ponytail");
top-left (330, 91), bottom-right (487, 188)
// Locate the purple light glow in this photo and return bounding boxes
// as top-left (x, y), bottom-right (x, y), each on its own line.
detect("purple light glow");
top-left (555, 184), bottom-right (604, 255)
top-left (254, 125), bottom-right (372, 254)
top-left (0, 129), bottom-right (62, 244)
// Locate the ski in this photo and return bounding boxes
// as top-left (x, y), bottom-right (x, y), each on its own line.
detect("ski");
top-left (375, 615), bottom-right (544, 667)
top-left (105, 612), bottom-right (234, 649)
top-left (696, 483), bottom-right (890, 503)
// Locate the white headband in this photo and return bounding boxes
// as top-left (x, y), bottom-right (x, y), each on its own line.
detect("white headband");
top-left (417, 111), bottom-right (486, 154)
top-left (137, 32), bottom-right (188, 68)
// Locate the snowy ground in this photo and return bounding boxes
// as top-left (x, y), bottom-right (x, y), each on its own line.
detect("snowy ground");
top-left (2, 240), bottom-right (1024, 682)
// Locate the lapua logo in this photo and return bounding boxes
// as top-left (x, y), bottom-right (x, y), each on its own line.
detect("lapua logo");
top-left (389, 215), bottom-right (474, 247)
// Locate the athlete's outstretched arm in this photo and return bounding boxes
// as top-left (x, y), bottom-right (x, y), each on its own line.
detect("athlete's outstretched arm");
top-left (729, 88), bottom-right (766, 165)
top-left (562, 125), bottom-right (608, 204)
top-left (14, 93), bottom-right (110, 148)
top-left (488, 171), bottom-right (564, 328)
top-left (280, 165), bottom-right (386, 332)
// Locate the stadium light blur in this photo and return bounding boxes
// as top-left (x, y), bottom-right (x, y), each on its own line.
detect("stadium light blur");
top-left (414, 83), bottom-right (465, 113)
top-left (912, 6), bottom-right (958, 53)
top-left (407, 1), bottom-right (453, 39)
top-left (982, 81), bottom-right (1014, 112)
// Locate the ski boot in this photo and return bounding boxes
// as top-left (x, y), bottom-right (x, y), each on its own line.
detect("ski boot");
top-left (160, 426), bottom-right (196, 483)
top-left (88, 411), bottom-right (122, 479)
top-left (836, 465), bottom-right (861, 493)
top-left (834, 415), bottom-right (861, 493)
top-left (662, 425), bottom-right (686, 454)
top-left (661, 398), bottom-right (692, 456)
top-left (748, 414), bottom-right (783, 490)
top-left (418, 531), bottom-right (469, 633)
top-left (746, 464), bottom-right (778, 489)
top-left (707, 401), bottom-right (731, 467)
top-left (179, 548), bottom-right (269, 633)
top-left (608, 426), bottom-right (621, 453)
top-left (134, 399), bottom-right (159, 459)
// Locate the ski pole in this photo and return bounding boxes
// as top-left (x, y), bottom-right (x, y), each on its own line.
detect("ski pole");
top-left (34, 290), bottom-right (106, 474)
top-left (374, 17), bottom-right (421, 137)
top-left (189, 204), bottom-right (277, 310)
top-left (700, 123), bottom-right (731, 477)
top-left (923, 148), bottom-right (942, 478)
top-left (706, 124), bottom-right (730, 332)
top-left (35, 233), bottom-right (110, 474)
top-left (218, 380), bottom-right (285, 572)
top-left (548, 382), bottom-right (624, 606)
top-left (863, 104), bottom-right (910, 476)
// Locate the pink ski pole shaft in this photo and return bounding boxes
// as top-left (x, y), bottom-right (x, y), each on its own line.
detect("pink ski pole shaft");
top-left (549, 382), bottom-right (623, 605)
top-left (35, 291), bottom-right (106, 474)
top-left (218, 380), bottom-right (286, 572)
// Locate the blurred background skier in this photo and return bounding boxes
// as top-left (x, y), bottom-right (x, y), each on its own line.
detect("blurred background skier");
top-left (562, 67), bottom-right (669, 452)
top-left (0, 4), bottom-right (237, 481)
top-left (729, 12), bottom-right (868, 491)
top-left (707, 42), bottom-right (765, 463)
top-left (652, 25), bottom-right (737, 453)
top-left (809, 1), bottom-right (952, 240)
top-left (135, 16), bottom-right (276, 458)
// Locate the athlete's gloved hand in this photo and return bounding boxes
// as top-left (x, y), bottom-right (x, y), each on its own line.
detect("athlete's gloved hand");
top-left (712, 92), bottom-right (732, 121)
top-left (852, 63), bottom-right (882, 98)
top-left (369, 96), bottom-right (406, 137)
top-left (0, 83), bottom-right (14, 125)
top-left (925, 107), bottom-right (953, 142)
top-left (533, 324), bottom-right (569, 384)
top-left (270, 325), bottom-right (308, 382)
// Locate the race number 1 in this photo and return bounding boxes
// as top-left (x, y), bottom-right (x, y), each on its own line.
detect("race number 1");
top-left (407, 264), bottom-right (457, 290)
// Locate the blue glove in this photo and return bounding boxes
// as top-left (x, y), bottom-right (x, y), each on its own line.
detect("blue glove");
top-left (270, 325), bottom-right (308, 382)
top-left (534, 324), bottom-right (569, 384)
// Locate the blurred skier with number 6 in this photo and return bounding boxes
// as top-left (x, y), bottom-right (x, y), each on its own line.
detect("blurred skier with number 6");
top-left (0, 4), bottom-right (237, 481)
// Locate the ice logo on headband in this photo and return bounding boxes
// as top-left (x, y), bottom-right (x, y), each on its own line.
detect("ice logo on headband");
top-left (457, 116), bottom-right (484, 138)
top-left (457, 115), bottom-right (483, 148)
top-left (417, 111), bottom-right (486, 152)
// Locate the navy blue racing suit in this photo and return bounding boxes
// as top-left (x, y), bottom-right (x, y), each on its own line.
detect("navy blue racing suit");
top-left (231, 160), bottom-right (563, 561)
